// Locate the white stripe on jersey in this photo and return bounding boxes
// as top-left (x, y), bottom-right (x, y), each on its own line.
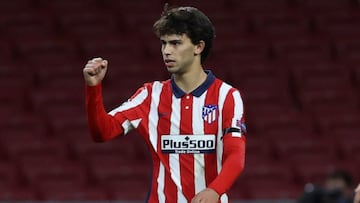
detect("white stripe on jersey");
top-left (151, 82), bottom-right (166, 202)
top-left (221, 193), bottom-right (229, 203)
top-left (149, 82), bottom-right (163, 152)
top-left (169, 95), bottom-right (187, 202)
top-left (193, 92), bottom-right (207, 194)
top-left (108, 86), bottom-right (148, 116)
top-left (121, 118), bottom-right (141, 135)
top-left (217, 83), bottom-right (232, 203)
top-left (231, 91), bottom-right (244, 138)
top-left (157, 163), bottom-right (166, 203)
top-left (217, 83), bottom-right (232, 173)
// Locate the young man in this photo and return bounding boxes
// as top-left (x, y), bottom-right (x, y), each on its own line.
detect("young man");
top-left (83, 6), bottom-right (246, 203)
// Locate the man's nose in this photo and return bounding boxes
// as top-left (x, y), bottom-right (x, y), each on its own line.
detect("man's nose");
top-left (163, 44), bottom-right (172, 55)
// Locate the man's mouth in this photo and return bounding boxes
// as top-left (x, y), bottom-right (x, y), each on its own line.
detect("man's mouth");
top-left (164, 59), bottom-right (176, 67)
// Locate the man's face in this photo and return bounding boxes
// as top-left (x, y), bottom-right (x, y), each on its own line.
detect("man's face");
top-left (160, 34), bottom-right (198, 74)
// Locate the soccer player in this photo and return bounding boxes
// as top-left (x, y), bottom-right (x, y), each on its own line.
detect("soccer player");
top-left (83, 6), bottom-right (246, 203)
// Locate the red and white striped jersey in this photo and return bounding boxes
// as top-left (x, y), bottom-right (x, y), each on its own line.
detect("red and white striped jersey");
top-left (86, 70), bottom-right (246, 203)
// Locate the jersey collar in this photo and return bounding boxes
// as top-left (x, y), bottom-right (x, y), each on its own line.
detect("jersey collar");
top-left (171, 70), bottom-right (216, 98)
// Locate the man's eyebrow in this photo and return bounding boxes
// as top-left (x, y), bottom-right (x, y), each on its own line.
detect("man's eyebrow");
top-left (160, 39), bottom-right (182, 43)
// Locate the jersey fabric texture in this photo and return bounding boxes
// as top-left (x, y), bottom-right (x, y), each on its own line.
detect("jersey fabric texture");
top-left (85, 70), bottom-right (246, 203)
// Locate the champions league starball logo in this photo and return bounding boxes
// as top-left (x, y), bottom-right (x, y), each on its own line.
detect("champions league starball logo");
top-left (202, 104), bottom-right (218, 124)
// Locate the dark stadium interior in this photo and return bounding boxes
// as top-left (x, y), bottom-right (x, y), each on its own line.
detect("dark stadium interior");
top-left (0, 0), bottom-right (359, 201)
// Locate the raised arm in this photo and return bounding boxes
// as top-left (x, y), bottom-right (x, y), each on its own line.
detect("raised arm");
top-left (83, 57), bottom-right (124, 142)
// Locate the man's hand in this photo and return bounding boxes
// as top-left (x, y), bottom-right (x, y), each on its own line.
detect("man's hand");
top-left (83, 57), bottom-right (108, 86)
top-left (191, 188), bottom-right (219, 203)
top-left (354, 184), bottom-right (360, 203)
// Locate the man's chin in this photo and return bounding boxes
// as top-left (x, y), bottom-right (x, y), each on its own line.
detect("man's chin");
top-left (166, 66), bottom-right (179, 73)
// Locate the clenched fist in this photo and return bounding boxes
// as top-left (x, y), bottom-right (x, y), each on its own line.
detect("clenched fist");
top-left (83, 57), bottom-right (108, 86)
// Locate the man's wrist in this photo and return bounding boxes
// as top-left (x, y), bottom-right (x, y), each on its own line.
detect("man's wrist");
top-left (206, 187), bottom-right (221, 197)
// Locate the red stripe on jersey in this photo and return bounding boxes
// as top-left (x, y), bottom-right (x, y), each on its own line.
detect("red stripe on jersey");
top-left (179, 94), bottom-right (195, 202)
top-left (222, 88), bottom-right (237, 132)
top-left (157, 86), bottom-right (178, 203)
top-left (203, 80), bottom-right (221, 189)
top-left (131, 85), bottom-right (159, 203)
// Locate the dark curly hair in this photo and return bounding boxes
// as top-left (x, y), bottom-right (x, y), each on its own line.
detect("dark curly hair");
top-left (153, 6), bottom-right (215, 64)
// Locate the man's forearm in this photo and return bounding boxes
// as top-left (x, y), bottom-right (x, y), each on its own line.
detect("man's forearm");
top-left (208, 137), bottom-right (246, 195)
top-left (86, 84), bottom-right (123, 142)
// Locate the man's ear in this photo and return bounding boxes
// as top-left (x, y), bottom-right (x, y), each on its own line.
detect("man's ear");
top-left (194, 40), bottom-right (205, 55)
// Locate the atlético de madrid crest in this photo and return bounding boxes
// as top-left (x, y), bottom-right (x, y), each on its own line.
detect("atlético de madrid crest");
top-left (202, 104), bottom-right (218, 124)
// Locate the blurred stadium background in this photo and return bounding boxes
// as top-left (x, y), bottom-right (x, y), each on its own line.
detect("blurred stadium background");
top-left (0, 0), bottom-right (359, 202)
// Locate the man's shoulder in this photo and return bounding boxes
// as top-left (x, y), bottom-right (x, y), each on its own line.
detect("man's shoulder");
top-left (139, 79), bottom-right (171, 93)
top-left (214, 78), bottom-right (239, 91)
top-left (142, 79), bottom-right (171, 88)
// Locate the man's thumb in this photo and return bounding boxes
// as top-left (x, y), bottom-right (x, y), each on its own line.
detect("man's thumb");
top-left (101, 60), bottom-right (108, 68)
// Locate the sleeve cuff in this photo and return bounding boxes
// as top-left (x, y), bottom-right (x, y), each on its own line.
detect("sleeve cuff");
top-left (208, 184), bottom-right (225, 196)
top-left (86, 84), bottom-right (102, 98)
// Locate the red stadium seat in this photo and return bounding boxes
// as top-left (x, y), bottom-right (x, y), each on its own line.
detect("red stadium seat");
top-left (0, 0), bottom-right (34, 11)
top-left (0, 82), bottom-right (28, 111)
top-left (249, 108), bottom-right (313, 135)
top-left (272, 37), bottom-right (332, 62)
top-left (228, 0), bottom-right (292, 13)
top-left (167, 0), bottom-right (223, 13)
top-left (235, 77), bottom-right (293, 108)
top-left (293, 159), bottom-right (344, 185)
top-left (352, 63), bottom-right (360, 87)
top-left (245, 136), bottom-right (275, 161)
top-left (0, 162), bottom-right (21, 188)
top-left (274, 136), bottom-right (339, 164)
top-left (67, 134), bottom-right (138, 160)
top-left (19, 157), bottom-right (88, 189)
top-left (251, 13), bottom-right (311, 39)
top-left (212, 37), bottom-right (271, 62)
top-left (292, 64), bottom-right (352, 91)
top-left (1, 136), bottom-right (67, 160)
top-left (37, 0), bottom-right (99, 12)
top-left (56, 11), bottom-right (120, 39)
top-left (0, 114), bottom-right (46, 138)
top-left (0, 186), bottom-right (39, 201)
top-left (294, 0), bottom-right (353, 12)
top-left (1, 11), bottom-right (55, 40)
top-left (335, 40), bottom-right (360, 62)
top-left (108, 179), bottom-right (149, 200)
top-left (246, 180), bottom-right (301, 199)
top-left (242, 159), bottom-right (294, 184)
top-left (314, 12), bottom-right (360, 38)
top-left (15, 38), bottom-right (79, 64)
top-left (104, 0), bottom-right (163, 11)
top-left (311, 109), bottom-right (360, 134)
top-left (228, 181), bottom-right (251, 199)
top-left (40, 186), bottom-right (109, 201)
top-left (339, 134), bottom-right (360, 163)
top-left (31, 87), bottom-right (84, 113)
top-left (87, 156), bottom-right (150, 187)
top-left (298, 88), bottom-right (358, 113)
top-left (0, 41), bottom-right (15, 62)
top-left (50, 113), bottom-right (87, 138)
top-left (79, 35), bottom-right (142, 62)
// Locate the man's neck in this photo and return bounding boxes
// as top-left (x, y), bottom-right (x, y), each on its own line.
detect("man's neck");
top-left (173, 64), bottom-right (207, 94)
